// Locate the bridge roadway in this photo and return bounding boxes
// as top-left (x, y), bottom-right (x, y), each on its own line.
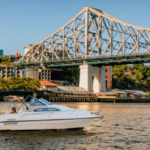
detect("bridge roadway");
top-left (17, 53), bottom-right (150, 68)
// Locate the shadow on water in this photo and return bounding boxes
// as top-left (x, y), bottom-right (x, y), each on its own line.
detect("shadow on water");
top-left (0, 129), bottom-right (95, 138)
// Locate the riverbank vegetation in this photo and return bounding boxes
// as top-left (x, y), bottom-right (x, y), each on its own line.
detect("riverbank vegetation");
top-left (112, 64), bottom-right (150, 91)
top-left (0, 77), bottom-right (40, 91)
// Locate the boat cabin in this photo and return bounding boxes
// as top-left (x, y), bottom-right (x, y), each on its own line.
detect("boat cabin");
top-left (28, 98), bottom-right (61, 112)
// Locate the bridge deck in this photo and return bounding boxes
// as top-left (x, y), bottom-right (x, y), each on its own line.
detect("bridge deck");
top-left (17, 53), bottom-right (150, 68)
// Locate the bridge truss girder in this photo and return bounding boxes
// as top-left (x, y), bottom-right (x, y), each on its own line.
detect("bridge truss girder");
top-left (17, 6), bottom-right (150, 65)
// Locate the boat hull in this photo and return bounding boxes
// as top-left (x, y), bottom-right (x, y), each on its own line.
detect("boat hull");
top-left (0, 118), bottom-right (97, 130)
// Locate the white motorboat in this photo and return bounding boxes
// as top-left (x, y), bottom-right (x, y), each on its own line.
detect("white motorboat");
top-left (0, 91), bottom-right (103, 130)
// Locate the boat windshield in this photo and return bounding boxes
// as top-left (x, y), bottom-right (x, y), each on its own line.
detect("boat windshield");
top-left (39, 99), bottom-right (52, 105)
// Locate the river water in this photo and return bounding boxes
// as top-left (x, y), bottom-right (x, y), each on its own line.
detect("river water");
top-left (0, 102), bottom-right (150, 150)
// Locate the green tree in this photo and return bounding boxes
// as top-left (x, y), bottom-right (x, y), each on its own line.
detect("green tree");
top-left (0, 57), bottom-right (12, 65)
top-left (0, 77), bottom-right (40, 91)
top-left (112, 64), bottom-right (150, 90)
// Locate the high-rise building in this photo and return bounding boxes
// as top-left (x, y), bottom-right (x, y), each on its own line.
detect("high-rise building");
top-left (0, 50), bottom-right (3, 56)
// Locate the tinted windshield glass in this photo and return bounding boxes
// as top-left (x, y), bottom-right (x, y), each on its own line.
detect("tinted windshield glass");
top-left (39, 99), bottom-right (52, 105)
top-left (30, 101), bottom-right (46, 106)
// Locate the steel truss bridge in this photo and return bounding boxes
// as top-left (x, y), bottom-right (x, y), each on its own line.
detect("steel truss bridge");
top-left (17, 6), bottom-right (150, 68)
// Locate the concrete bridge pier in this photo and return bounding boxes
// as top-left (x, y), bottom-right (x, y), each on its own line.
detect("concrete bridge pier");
top-left (27, 68), bottom-right (39, 79)
top-left (79, 64), bottom-right (106, 93)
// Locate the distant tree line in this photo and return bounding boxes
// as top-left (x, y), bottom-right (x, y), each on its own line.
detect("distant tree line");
top-left (0, 77), bottom-right (40, 91)
top-left (112, 64), bottom-right (150, 91)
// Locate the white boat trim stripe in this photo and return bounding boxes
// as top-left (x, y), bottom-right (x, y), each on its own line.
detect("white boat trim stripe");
top-left (0, 117), bottom-right (101, 124)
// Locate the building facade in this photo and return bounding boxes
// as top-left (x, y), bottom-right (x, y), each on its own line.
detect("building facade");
top-left (0, 66), bottom-right (23, 78)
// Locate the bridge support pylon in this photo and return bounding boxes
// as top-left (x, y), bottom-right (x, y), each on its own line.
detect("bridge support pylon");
top-left (79, 64), bottom-right (106, 93)
top-left (27, 68), bottom-right (39, 79)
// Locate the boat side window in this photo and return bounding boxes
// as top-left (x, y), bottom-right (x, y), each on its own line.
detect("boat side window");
top-left (33, 108), bottom-right (60, 112)
top-left (30, 101), bottom-right (46, 106)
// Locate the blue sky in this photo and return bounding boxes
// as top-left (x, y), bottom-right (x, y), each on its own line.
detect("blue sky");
top-left (1, 0), bottom-right (150, 55)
